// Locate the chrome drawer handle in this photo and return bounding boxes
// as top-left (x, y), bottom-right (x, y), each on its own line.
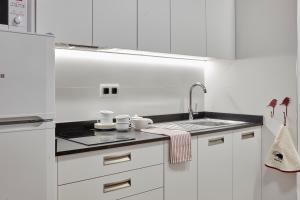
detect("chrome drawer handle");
top-left (208, 137), bottom-right (224, 146)
top-left (241, 132), bottom-right (255, 140)
top-left (103, 153), bottom-right (131, 165)
top-left (103, 178), bottom-right (131, 193)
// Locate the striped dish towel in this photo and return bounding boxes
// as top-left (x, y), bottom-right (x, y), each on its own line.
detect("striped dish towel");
top-left (141, 128), bottom-right (192, 164)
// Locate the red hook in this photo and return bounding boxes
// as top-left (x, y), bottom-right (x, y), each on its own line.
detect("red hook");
top-left (283, 112), bottom-right (287, 126)
top-left (267, 99), bottom-right (278, 118)
top-left (280, 97), bottom-right (290, 126)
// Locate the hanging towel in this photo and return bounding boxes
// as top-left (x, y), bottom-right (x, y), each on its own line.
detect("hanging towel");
top-left (265, 125), bottom-right (300, 173)
top-left (141, 128), bottom-right (192, 164)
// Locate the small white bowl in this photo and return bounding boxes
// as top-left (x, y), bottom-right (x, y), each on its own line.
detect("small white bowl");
top-left (116, 114), bottom-right (130, 123)
top-left (94, 122), bottom-right (116, 130)
top-left (116, 122), bottom-right (130, 132)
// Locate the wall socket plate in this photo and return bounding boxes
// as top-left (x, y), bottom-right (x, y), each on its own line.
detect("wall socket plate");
top-left (99, 83), bottom-right (120, 97)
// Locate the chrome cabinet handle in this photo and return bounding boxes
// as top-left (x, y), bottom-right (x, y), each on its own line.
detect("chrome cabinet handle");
top-left (103, 178), bottom-right (131, 193)
top-left (0, 116), bottom-right (52, 126)
top-left (208, 137), bottom-right (224, 146)
top-left (241, 132), bottom-right (255, 140)
top-left (103, 153), bottom-right (131, 166)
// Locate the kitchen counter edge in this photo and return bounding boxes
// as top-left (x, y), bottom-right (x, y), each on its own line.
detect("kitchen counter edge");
top-left (56, 122), bottom-right (262, 156)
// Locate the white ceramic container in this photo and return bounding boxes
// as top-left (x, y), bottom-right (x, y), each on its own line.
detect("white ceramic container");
top-left (99, 110), bottom-right (114, 124)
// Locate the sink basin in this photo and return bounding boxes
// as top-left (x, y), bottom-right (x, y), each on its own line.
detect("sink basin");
top-left (153, 118), bottom-right (246, 132)
top-left (187, 121), bottom-right (231, 126)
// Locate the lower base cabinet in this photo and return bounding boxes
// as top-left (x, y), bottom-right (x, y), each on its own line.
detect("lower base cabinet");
top-left (197, 127), bottom-right (261, 200)
top-left (58, 165), bottom-right (163, 200)
top-left (164, 137), bottom-right (198, 200)
top-left (117, 188), bottom-right (163, 200)
top-left (56, 127), bottom-right (261, 200)
top-left (233, 128), bottom-right (261, 200)
top-left (198, 131), bottom-right (233, 200)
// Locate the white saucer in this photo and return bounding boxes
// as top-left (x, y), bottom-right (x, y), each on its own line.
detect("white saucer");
top-left (94, 123), bottom-right (116, 130)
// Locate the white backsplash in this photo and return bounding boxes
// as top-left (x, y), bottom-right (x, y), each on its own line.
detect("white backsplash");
top-left (55, 49), bottom-right (205, 122)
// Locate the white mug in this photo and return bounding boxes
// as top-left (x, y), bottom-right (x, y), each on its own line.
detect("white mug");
top-left (132, 118), bottom-right (153, 130)
top-left (99, 110), bottom-right (114, 124)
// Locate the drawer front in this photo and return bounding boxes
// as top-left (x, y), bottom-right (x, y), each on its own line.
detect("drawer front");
top-left (118, 188), bottom-right (163, 200)
top-left (58, 165), bottom-right (163, 200)
top-left (58, 142), bottom-right (163, 185)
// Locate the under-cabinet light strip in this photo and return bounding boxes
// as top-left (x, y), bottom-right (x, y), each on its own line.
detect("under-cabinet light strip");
top-left (55, 43), bottom-right (208, 62)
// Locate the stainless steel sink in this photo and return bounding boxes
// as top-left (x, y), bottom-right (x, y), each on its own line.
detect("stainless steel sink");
top-left (153, 118), bottom-right (246, 132)
top-left (188, 121), bottom-right (231, 126)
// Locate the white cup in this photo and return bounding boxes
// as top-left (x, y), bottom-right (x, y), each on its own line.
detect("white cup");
top-left (99, 110), bottom-right (114, 124)
top-left (132, 118), bottom-right (153, 130)
top-left (116, 123), bottom-right (130, 132)
top-left (116, 114), bottom-right (131, 123)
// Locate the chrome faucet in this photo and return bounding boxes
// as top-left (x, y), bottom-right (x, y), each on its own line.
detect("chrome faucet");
top-left (189, 82), bottom-right (207, 120)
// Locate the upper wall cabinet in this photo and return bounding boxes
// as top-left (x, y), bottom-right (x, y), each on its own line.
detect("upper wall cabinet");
top-left (171, 0), bottom-right (206, 57)
top-left (206, 0), bottom-right (235, 59)
top-left (36, 0), bottom-right (93, 46)
top-left (138, 0), bottom-right (170, 53)
top-left (36, 0), bottom-right (235, 59)
top-left (171, 0), bottom-right (235, 59)
top-left (93, 0), bottom-right (137, 49)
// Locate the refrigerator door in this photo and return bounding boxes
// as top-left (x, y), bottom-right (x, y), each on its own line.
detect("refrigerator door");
top-left (0, 31), bottom-right (55, 119)
top-left (0, 121), bottom-right (56, 200)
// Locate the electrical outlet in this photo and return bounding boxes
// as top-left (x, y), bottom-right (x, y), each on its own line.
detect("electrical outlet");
top-left (110, 84), bottom-right (119, 96)
top-left (99, 83), bottom-right (120, 97)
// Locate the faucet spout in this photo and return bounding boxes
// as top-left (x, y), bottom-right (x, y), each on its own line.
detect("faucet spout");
top-left (189, 82), bottom-right (207, 120)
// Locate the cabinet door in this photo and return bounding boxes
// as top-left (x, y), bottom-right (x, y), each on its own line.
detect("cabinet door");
top-left (36, 0), bottom-right (93, 46)
top-left (171, 0), bottom-right (206, 57)
top-left (198, 132), bottom-right (233, 200)
top-left (233, 128), bottom-right (261, 200)
top-left (117, 188), bottom-right (163, 200)
top-left (164, 137), bottom-right (198, 200)
top-left (93, 0), bottom-right (137, 49)
top-left (138, 0), bottom-right (170, 53)
top-left (206, 0), bottom-right (235, 59)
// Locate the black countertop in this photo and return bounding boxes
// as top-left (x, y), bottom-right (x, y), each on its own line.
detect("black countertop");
top-left (56, 112), bottom-right (263, 156)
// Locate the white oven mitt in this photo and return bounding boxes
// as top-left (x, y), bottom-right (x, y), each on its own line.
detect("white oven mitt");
top-left (265, 126), bottom-right (300, 173)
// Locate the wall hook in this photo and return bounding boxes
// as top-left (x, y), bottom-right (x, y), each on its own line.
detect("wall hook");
top-left (283, 112), bottom-right (287, 126)
top-left (280, 97), bottom-right (290, 116)
top-left (267, 99), bottom-right (278, 118)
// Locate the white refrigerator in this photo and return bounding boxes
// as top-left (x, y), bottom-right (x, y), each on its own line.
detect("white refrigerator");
top-left (0, 31), bottom-right (55, 200)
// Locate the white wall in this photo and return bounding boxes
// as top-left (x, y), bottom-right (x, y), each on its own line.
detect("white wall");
top-left (205, 0), bottom-right (297, 199)
top-left (55, 50), bottom-right (205, 122)
top-left (297, 0), bottom-right (300, 198)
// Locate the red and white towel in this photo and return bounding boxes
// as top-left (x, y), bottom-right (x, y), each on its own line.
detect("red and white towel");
top-left (141, 128), bottom-right (192, 164)
top-left (265, 125), bottom-right (300, 173)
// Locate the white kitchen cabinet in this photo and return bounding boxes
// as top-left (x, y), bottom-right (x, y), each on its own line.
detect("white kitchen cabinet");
top-left (93, 0), bottom-right (137, 49)
top-left (206, 0), bottom-right (235, 59)
top-left (36, 0), bottom-right (93, 46)
top-left (117, 188), bottom-right (163, 200)
top-left (58, 165), bottom-right (163, 200)
top-left (198, 132), bottom-right (233, 200)
top-left (58, 142), bottom-right (163, 185)
top-left (171, 0), bottom-right (235, 59)
top-left (233, 127), bottom-right (261, 200)
top-left (171, 0), bottom-right (206, 57)
top-left (138, 0), bottom-right (170, 53)
top-left (164, 137), bottom-right (198, 200)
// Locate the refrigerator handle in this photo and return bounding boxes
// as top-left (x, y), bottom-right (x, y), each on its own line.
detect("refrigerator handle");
top-left (0, 116), bottom-right (53, 126)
